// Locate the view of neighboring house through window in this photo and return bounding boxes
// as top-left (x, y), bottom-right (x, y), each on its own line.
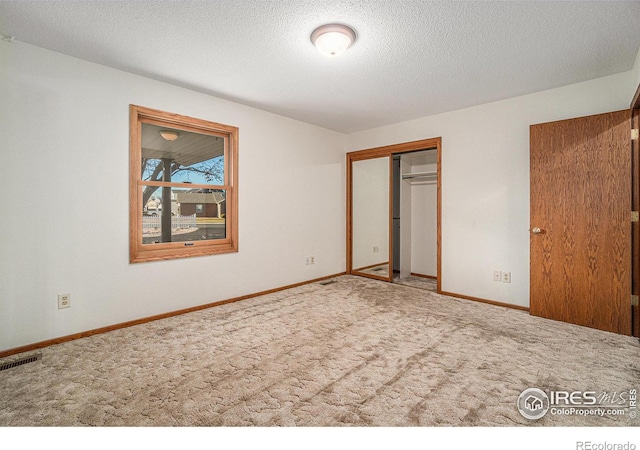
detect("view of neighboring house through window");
top-left (129, 105), bottom-right (238, 262)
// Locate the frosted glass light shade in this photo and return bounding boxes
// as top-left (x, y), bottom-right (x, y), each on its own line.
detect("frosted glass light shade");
top-left (311, 24), bottom-right (356, 57)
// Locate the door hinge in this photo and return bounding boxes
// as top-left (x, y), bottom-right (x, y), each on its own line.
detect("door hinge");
top-left (632, 211), bottom-right (639, 223)
top-left (632, 129), bottom-right (639, 140)
top-left (632, 295), bottom-right (639, 307)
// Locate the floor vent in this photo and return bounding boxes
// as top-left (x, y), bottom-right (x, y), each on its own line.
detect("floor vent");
top-left (0, 353), bottom-right (42, 372)
top-left (319, 280), bottom-right (337, 286)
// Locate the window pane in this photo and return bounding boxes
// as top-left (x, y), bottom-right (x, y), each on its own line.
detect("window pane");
top-left (141, 123), bottom-right (225, 185)
top-left (141, 186), bottom-right (227, 244)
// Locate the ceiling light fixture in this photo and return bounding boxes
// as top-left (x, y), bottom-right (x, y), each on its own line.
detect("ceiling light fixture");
top-left (310, 23), bottom-right (356, 57)
top-left (159, 130), bottom-right (179, 141)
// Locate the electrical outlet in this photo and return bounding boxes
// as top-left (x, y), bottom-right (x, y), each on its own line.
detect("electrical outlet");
top-left (493, 271), bottom-right (502, 282)
top-left (57, 293), bottom-right (71, 309)
top-left (502, 272), bottom-right (511, 283)
top-left (310, 256), bottom-right (315, 265)
top-left (373, 246), bottom-right (379, 253)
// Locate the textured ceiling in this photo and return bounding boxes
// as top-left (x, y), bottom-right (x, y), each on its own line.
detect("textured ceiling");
top-left (1, 1), bottom-right (639, 133)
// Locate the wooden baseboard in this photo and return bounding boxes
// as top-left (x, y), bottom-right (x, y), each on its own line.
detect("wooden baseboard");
top-left (439, 290), bottom-right (529, 312)
top-left (0, 272), bottom-right (346, 359)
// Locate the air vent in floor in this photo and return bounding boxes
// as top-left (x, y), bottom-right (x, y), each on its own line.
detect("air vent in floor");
top-left (319, 279), bottom-right (337, 286)
top-left (0, 353), bottom-right (42, 372)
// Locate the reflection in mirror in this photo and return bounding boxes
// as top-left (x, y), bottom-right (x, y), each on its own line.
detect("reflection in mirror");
top-left (351, 156), bottom-right (390, 280)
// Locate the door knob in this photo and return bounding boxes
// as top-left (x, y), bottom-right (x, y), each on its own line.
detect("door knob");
top-left (531, 227), bottom-right (542, 234)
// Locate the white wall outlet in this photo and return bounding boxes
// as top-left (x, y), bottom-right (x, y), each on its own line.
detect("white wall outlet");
top-left (373, 246), bottom-right (379, 253)
top-left (493, 271), bottom-right (502, 282)
top-left (502, 272), bottom-right (511, 283)
top-left (57, 293), bottom-right (71, 309)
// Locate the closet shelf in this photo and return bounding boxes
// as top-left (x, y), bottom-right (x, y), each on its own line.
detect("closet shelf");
top-left (401, 171), bottom-right (437, 180)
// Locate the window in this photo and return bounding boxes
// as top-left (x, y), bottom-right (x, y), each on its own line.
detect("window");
top-left (129, 105), bottom-right (238, 262)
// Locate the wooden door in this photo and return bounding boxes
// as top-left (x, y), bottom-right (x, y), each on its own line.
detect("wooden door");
top-left (530, 109), bottom-right (632, 335)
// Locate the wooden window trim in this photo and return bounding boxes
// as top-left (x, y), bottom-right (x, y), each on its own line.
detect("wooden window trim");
top-left (129, 105), bottom-right (239, 263)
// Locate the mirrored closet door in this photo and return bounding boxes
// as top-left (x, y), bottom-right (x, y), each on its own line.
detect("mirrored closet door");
top-left (347, 138), bottom-right (442, 291)
top-left (350, 156), bottom-right (391, 281)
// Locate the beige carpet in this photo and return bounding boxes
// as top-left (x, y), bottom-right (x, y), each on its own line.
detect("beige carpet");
top-left (394, 274), bottom-right (437, 291)
top-left (0, 275), bottom-right (639, 427)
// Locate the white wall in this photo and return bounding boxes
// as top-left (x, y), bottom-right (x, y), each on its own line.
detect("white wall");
top-left (0, 41), bottom-right (346, 352)
top-left (347, 70), bottom-right (636, 308)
